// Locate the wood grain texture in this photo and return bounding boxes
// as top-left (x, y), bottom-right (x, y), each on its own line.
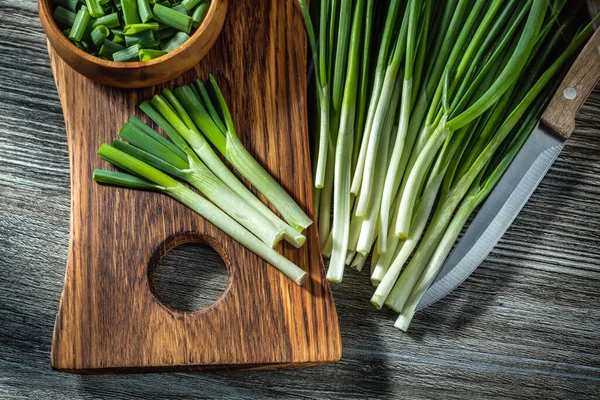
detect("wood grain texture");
top-left (38, 0), bottom-right (228, 88)
top-left (0, 0), bottom-right (599, 398)
top-left (541, 26), bottom-right (600, 138)
top-left (47, 0), bottom-right (341, 372)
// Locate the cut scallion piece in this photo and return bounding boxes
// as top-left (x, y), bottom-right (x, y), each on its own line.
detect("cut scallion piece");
top-left (121, 0), bottom-right (141, 25)
top-left (160, 31), bottom-right (190, 52)
top-left (182, 0), bottom-right (201, 12)
top-left (98, 39), bottom-right (124, 58)
top-left (85, 0), bottom-right (105, 18)
top-left (88, 13), bottom-right (120, 30)
top-left (112, 43), bottom-right (141, 61)
top-left (139, 48), bottom-right (167, 61)
top-left (171, 4), bottom-right (188, 15)
top-left (69, 7), bottom-right (92, 42)
top-left (124, 30), bottom-right (158, 47)
top-left (153, 3), bottom-right (193, 33)
top-left (55, 0), bottom-right (79, 12)
top-left (53, 6), bottom-right (77, 28)
top-left (137, 0), bottom-right (153, 23)
top-left (123, 22), bottom-right (160, 34)
top-left (191, 0), bottom-right (209, 28)
top-left (90, 25), bottom-right (110, 46)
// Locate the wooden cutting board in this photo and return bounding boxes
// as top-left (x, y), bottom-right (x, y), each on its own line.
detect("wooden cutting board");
top-left (49, 0), bottom-right (341, 372)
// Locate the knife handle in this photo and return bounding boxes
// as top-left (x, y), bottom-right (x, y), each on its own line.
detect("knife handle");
top-left (541, 27), bottom-right (600, 139)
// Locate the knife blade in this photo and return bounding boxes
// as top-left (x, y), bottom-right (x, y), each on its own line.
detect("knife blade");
top-left (417, 25), bottom-right (600, 311)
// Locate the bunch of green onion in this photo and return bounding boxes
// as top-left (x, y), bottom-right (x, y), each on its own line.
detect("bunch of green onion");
top-left (94, 76), bottom-right (312, 285)
top-left (52, 0), bottom-right (211, 62)
top-left (299, 0), bottom-right (597, 330)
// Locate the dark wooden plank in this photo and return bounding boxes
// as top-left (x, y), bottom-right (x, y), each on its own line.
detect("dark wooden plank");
top-left (1, 0), bottom-right (599, 398)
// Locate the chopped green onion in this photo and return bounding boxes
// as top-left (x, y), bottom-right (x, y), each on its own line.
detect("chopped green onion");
top-left (121, 0), bottom-right (141, 25)
top-left (137, 0), bottom-right (154, 22)
top-left (90, 25), bottom-right (109, 46)
top-left (139, 48), bottom-right (167, 60)
top-left (171, 4), bottom-right (188, 15)
top-left (55, 0), bottom-right (79, 12)
top-left (52, 0), bottom-right (211, 61)
top-left (181, 0), bottom-right (201, 12)
top-left (85, 0), bottom-right (105, 18)
top-left (69, 7), bottom-right (92, 42)
top-left (88, 13), bottom-right (121, 30)
top-left (191, 0), bottom-right (209, 28)
top-left (98, 39), bottom-right (124, 58)
top-left (123, 22), bottom-right (159, 34)
top-left (124, 30), bottom-right (158, 47)
top-left (155, 26), bottom-right (177, 40)
top-left (53, 6), bottom-right (77, 28)
top-left (160, 31), bottom-right (190, 52)
top-left (112, 43), bottom-right (141, 61)
top-left (153, 3), bottom-right (193, 33)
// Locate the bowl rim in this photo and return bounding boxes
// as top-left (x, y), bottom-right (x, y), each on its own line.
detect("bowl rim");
top-left (39, 0), bottom-right (222, 70)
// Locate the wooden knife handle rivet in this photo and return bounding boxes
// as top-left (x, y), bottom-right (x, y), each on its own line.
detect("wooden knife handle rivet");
top-left (563, 87), bottom-right (578, 100)
top-left (541, 27), bottom-right (600, 139)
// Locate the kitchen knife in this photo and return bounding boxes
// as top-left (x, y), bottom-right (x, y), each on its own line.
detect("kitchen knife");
top-left (417, 26), bottom-right (600, 311)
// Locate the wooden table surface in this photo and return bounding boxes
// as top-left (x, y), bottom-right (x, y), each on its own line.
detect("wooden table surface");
top-left (1, 1), bottom-right (599, 399)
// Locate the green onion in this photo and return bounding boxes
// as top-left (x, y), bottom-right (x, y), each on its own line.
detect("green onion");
top-left (53, 0), bottom-right (209, 60)
top-left (123, 22), bottom-right (160, 34)
top-left (94, 169), bottom-right (159, 190)
top-left (155, 26), bottom-right (177, 40)
top-left (171, 4), bottom-right (188, 15)
top-left (111, 135), bottom-right (284, 248)
top-left (137, 0), bottom-right (153, 22)
top-left (206, 76), bottom-right (313, 231)
top-left (53, 6), bottom-right (77, 28)
top-left (121, 0), bottom-right (141, 25)
top-left (94, 145), bottom-right (307, 285)
top-left (193, 79), bottom-right (227, 133)
top-left (55, 0), bottom-right (79, 12)
top-left (90, 25), bottom-right (109, 46)
top-left (181, 0), bottom-right (201, 12)
top-left (125, 30), bottom-right (158, 47)
top-left (138, 100), bottom-right (305, 249)
top-left (112, 44), bottom-right (141, 61)
top-left (139, 48), bottom-right (167, 60)
top-left (98, 39), bottom-right (124, 58)
top-left (298, 0), bottom-right (594, 330)
top-left (88, 12), bottom-right (121, 30)
top-left (150, 79), bottom-right (312, 233)
top-left (69, 7), bottom-right (91, 42)
top-left (153, 3), bottom-right (193, 33)
top-left (327, 0), bottom-right (366, 282)
top-left (191, 0), bottom-right (209, 28)
top-left (85, 0), bottom-right (105, 18)
top-left (160, 31), bottom-right (190, 52)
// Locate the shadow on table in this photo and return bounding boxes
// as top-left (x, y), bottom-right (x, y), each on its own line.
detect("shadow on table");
top-left (75, 260), bottom-right (392, 399)
top-left (405, 165), bottom-right (577, 341)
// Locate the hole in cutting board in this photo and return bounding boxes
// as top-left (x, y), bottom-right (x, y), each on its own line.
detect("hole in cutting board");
top-left (151, 241), bottom-right (229, 313)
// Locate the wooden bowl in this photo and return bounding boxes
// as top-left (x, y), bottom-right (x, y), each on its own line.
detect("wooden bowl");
top-left (38, 0), bottom-right (228, 88)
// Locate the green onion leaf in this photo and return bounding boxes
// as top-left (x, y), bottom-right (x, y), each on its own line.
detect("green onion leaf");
top-left (153, 3), bottom-right (193, 33)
